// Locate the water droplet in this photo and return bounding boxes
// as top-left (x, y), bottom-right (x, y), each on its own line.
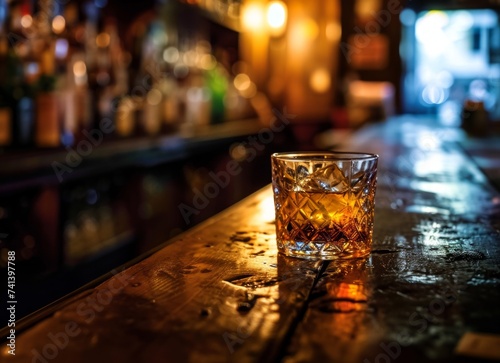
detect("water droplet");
top-left (237, 302), bottom-right (253, 313)
top-left (181, 265), bottom-right (198, 274)
top-left (231, 234), bottom-right (252, 242)
top-left (200, 308), bottom-right (211, 317)
top-left (132, 282), bottom-right (141, 287)
top-left (251, 250), bottom-right (265, 256)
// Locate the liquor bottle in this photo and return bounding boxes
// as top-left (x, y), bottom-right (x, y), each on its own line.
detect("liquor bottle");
top-left (64, 2), bottom-right (95, 145)
top-left (34, 5), bottom-right (61, 148)
top-left (0, 28), bottom-right (12, 146)
top-left (2, 0), bottom-right (37, 149)
top-left (114, 94), bottom-right (135, 137)
top-left (159, 76), bottom-right (180, 132)
top-left (0, 94), bottom-right (11, 147)
top-left (94, 17), bottom-right (118, 132)
top-left (112, 26), bottom-right (135, 138)
top-left (126, 13), bottom-right (154, 137)
top-left (52, 1), bottom-right (78, 147)
top-left (34, 62), bottom-right (59, 148)
top-left (81, 0), bottom-right (100, 136)
top-left (14, 62), bottom-right (36, 149)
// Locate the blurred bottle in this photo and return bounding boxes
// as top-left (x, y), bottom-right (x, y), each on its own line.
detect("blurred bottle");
top-left (34, 74), bottom-right (59, 148)
top-left (158, 75), bottom-right (180, 132)
top-left (462, 80), bottom-right (491, 137)
top-left (83, 0), bottom-right (102, 133)
top-left (205, 61), bottom-right (228, 124)
top-left (33, 1), bottom-right (60, 148)
top-left (462, 99), bottom-right (489, 137)
top-left (0, 14), bottom-right (12, 147)
top-left (7, 0), bottom-right (37, 148)
top-left (0, 93), bottom-right (11, 147)
top-left (114, 95), bottom-right (135, 137)
top-left (127, 13), bottom-right (160, 136)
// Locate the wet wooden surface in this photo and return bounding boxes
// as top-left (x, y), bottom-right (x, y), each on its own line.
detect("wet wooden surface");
top-left (285, 117), bottom-right (500, 363)
top-left (2, 118), bottom-right (500, 362)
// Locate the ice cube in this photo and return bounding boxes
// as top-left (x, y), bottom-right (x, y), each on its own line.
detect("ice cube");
top-left (296, 165), bottom-right (309, 181)
top-left (311, 164), bottom-right (349, 192)
top-left (296, 165), bottom-right (317, 191)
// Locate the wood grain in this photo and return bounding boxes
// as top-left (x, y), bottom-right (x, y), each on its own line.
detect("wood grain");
top-left (2, 189), bottom-right (323, 363)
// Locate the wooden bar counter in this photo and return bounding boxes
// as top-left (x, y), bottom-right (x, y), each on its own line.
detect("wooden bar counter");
top-left (2, 117), bottom-right (500, 363)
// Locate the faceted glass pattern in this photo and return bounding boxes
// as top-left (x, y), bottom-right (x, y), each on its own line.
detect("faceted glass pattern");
top-left (271, 152), bottom-right (378, 260)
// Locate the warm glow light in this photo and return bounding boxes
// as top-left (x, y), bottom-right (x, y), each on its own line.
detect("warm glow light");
top-left (96, 32), bottom-right (110, 48)
top-left (183, 50), bottom-right (197, 67)
top-left (21, 15), bottom-right (32, 28)
top-left (234, 73), bottom-right (251, 91)
top-left (73, 61), bottom-right (87, 77)
top-left (290, 17), bottom-right (319, 50)
top-left (260, 195), bottom-right (276, 223)
top-left (248, 193), bottom-right (276, 225)
top-left (240, 82), bottom-right (257, 98)
top-left (326, 21), bottom-right (341, 42)
top-left (196, 40), bottom-right (212, 54)
top-left (199, 54), bottom-right (217, 70)
top-left (355, 0), bottom-right (382, 20)
top-left (147, 89), bottom-right (162, 106)
top-left (242, 2), bottom-right (265, 31)
top-left (52, 15), bottom-right (66, 34)
top-left (73, 60), bottom-right (87, 86)
top-left (301, 18), bottom-right (319, 40)
top-left (230, 143), bottom-right (248, 161)
top-left (309, 68), bottom-right (331, 93)
top-left (224, 92), bottom-right (239, 110)
top-left (267, 1), bottom-right (287, 29)
top-left (163, 47), bottom-right (179, 64)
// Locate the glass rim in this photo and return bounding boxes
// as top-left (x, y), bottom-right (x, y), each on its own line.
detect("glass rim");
top-left (272, 151), bottom-right (378, 161)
